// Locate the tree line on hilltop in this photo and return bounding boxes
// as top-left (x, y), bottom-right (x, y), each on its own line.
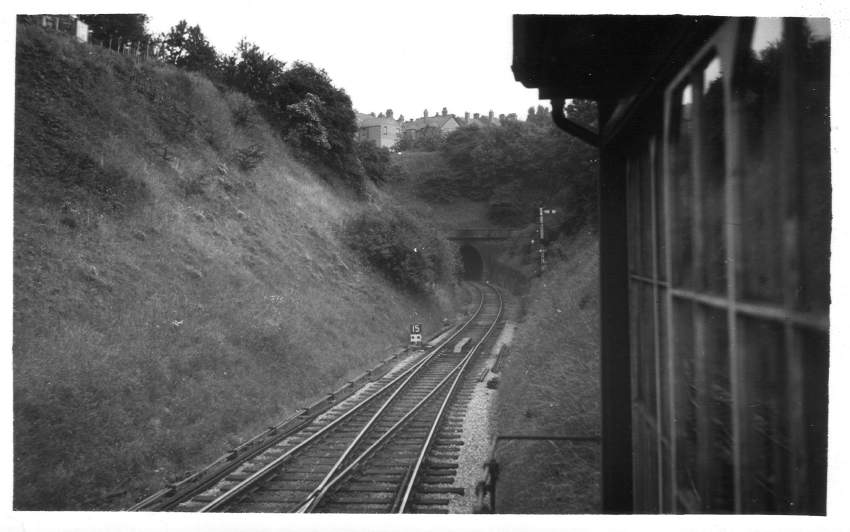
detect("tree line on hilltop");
top-left (71, 16), bottom-right (598, 235)
top-left (74, 14), bottom-right (378, 188)
top-left (416, 101), bottom-right (599, 231)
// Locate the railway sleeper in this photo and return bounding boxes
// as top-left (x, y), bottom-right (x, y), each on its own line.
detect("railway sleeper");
top-left (411, 495), bottom-right (451, 506)
top-left (341, 483), bottom-right (401, 492)
top-left (360, 465), bottom-right (413, 474)
top-left (418, 486), bottom-right (465, 495)
top-left (259, 480), bottom-right (321, 491)
top-left (424, 462), bottom-right (459, 469)
top-left (408, 506), bottom-right (449, 514)
top-left (174, 501), bottom-right (206, 512)
top-left (432, 441), bottom-right (464, 449)
top-left (220, 502), bottom-right (295, 513)
top-left (240, 492), bottom-right (311, 504)
top-left (418, 476), bottom-right (457, 485)
top-left (428, 453), bottom-right (461, 461)
top-left (316, 503), bottom-right (389, 513)
top-left (327, 492), bottom-right (395, 504)
top-left (347, 474), bottom-right (402, 482)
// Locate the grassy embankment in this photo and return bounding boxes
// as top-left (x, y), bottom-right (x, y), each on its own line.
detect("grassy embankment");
top-left (493, 228), bottom-right (601, 513)
top-left (13, 26), bottom-right (459, 510)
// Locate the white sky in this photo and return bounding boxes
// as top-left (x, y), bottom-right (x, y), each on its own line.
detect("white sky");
top-left (144, 1), bottom-right (549, 121)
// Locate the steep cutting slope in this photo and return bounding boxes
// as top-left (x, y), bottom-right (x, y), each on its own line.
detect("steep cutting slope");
top-left (493, 229), bottom-right (600, 512)
top-left (13, 26), bottom-right (457, 510)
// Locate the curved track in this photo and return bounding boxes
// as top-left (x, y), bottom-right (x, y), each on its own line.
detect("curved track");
top-left (168, 282), bottom-right (503, 513)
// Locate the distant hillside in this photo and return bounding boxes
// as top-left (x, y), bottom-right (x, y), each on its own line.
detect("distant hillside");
top-left (13, 25), bottom-right (460, 510)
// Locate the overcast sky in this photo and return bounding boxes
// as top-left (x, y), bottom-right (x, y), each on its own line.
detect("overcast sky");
top-left (145, 1), bottom-right (551, 121)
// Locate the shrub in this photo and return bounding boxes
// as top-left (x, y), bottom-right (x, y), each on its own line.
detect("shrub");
top-left (232, 144), bottom-right (265, 171)
top-left (343, 209), bottom-right (458, 293)
top-left (355, 140), bottom-right (391, 184)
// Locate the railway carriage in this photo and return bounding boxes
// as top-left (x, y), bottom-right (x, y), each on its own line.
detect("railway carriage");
top-left (512, 16), bottom-right (830, 513)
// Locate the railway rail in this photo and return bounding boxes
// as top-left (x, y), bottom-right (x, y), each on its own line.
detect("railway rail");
top-left (133, 282), bottom-right (504, 513)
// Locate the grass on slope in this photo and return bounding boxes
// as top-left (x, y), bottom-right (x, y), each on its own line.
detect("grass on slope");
top-left (13, 25), bottom-right (455, 510)
top-left (493, 228), bottom-right (600, 513)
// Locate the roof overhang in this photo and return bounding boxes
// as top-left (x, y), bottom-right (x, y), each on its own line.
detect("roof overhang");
top-left (512, 15), bottom-right (724, 101)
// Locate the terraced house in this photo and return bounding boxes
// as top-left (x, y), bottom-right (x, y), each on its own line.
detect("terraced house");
top-left (402, 108), bottom-right (461, 141)
top-left (356, 111), bottom-right (402, 148)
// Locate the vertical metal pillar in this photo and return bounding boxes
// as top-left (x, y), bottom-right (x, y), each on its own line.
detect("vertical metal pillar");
top-left (598, 104), bottom-right (633, 513)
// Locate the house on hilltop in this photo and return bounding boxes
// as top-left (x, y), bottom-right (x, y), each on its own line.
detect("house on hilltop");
top-left (355, 111), bottom-right (402, 149)
top-left (401, 108), bottom-right (460, 141)
top-left (457, 110), bottom-right (501, 128)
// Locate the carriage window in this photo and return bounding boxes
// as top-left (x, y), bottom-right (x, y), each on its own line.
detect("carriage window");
top-left (797, 18), bottom-right (830, 313)
top-left (670, 84), bottom-right (694, 289)
top-left (697, 56), bottom-right (726, 295)
top-left (737, 18), bottom-right (785, 303)
top-left (636, 17), bottom-right (828, 514)
top-left (731, 17), bottom-right (829, 513)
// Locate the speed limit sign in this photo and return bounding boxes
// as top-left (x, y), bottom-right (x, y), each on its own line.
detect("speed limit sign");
top-left (410, 324), bottom-right (422, 346)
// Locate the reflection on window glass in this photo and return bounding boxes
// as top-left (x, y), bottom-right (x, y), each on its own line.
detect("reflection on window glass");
top-left (737, 19), bottom-right (785, 303)
top-left (798, 17), bottom-right (830, 312)
top-left (699, 55), bottom-right (726, 294)
top-left (750, 17), bottom-right (783, 58)
top-left (670, 84), bottom-right (693, 288)
top-left (703, 57), bottom-right (722, 95)
top-left (805, 17), bottom-right (830, 40)
top-left (681, 84), bottom-right (692, 107)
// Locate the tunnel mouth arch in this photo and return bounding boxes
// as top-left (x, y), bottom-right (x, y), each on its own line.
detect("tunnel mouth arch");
top-left (459, 244), bottom-right (484, 281)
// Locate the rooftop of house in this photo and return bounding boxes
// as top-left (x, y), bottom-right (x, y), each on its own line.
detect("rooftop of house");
top-left (356, 112), bottom-right (401, 128)
top-left (402, 115), bottom-right (459, 131)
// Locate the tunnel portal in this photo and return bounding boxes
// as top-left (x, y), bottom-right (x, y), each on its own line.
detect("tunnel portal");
top-left (459, 244), bottom-right (484, 281)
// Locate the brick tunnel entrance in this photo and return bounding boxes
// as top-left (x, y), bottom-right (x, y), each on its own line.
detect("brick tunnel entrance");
top-left (459, 244), bottom-right (484, 281)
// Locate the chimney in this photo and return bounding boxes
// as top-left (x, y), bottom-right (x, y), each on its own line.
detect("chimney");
top-left (488, 110), bottom-right (494, 122)
top-left (424, 109), bottom-right (429, 118)
top-left (464, 112), bottom-right (470, 122)
top-left (473, 113), bottom-right (480, 120)
top-left (399, 114), bottom-right (404, 122)
top-left (442, 107), bottom-right (448, 117)
top-left (386, 109), bottom-right (393, 118)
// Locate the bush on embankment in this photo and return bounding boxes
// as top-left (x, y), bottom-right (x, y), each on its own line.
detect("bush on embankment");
top-left (342, 208), bottom-right (459, 295)
top-left (493, 228), bottom-right (601, 512)
top-left (13, 25), bottom-right (454, 510)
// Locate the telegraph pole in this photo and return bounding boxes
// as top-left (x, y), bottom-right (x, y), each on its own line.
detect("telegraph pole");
top-left (536, 206), bottom-right (557, 276)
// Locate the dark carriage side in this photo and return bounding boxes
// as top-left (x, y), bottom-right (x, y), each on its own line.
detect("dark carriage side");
top-left (513, 15), bottom-right (830, 514)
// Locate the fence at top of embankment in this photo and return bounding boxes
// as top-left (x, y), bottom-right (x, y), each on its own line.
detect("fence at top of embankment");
top-left (19, 14), bottom-right (166, 64)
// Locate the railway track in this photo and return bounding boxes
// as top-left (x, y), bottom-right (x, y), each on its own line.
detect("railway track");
top-left (148, 282), bottom-right (503, 513)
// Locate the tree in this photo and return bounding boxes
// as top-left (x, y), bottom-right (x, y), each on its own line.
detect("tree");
top-left (79, 14), bottom-right (149, 44)
top-left (274, 62), bottom-right (357, 165)
top-left (219, 39), bottom-right (286, 104)
top-left (284, 93), bottom-right (331, 152)
top-left (439, 101), bottom-right (599, 229)
top-left (160, 20), bottom-right (218, 74)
